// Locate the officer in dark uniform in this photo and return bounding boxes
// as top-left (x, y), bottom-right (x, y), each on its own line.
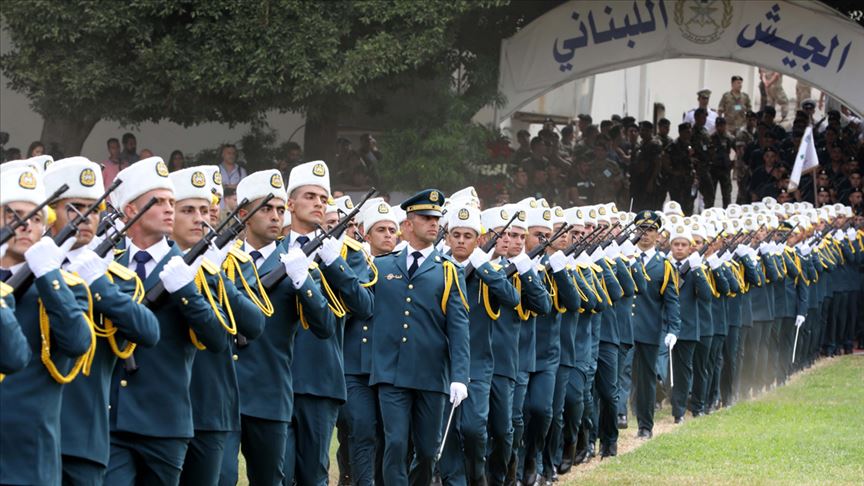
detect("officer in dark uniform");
top-left (370, 189), bottom-right (471, 485)
top-left (631, 122), bottom-right (664, 211)
top-left (666, 124), bottom-right (698, 215)
top-left (691, 108), bottom-right (714, 208)
top-left (0, 284), bottom-right (30, 375)
top-left (0, 165), bottom-right (94, 486)
top-left (710, 117), bottom-right (735, 208)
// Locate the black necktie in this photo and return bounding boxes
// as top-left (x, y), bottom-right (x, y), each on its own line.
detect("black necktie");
top-left (295, 236), bottom-right (310, 248)
top-left (0, 268), bottom-right (11, 282)
top-left (640, 252), bottom-right (647, 264)
top-left (249, 250), bottom-right (263, 266)
top-left (133, 251), bottom-right (152, 281)
top-left (408, 251), bottom-right (423, 277)
top-left (676, 261), bottom-right (682, 271)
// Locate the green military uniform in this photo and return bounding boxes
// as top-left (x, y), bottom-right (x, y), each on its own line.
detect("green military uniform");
top-left (718, 91), bottom-right (752, 132)
top-left (665, 131), bottom-right (697, 215)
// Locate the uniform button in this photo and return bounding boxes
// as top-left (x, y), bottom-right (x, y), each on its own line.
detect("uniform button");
top-left (181, 297), bottom-right (189, 305)
top-left (232, 354), bottom-right (239, 361)
top-left (94, 293), bottom-right (102, 302)
top-left (306, 289), bottom-right (313, 297)
top-left (340, 265), bottom-right (345, 271)
top-left (120, 379), bottom-right (128, 387)
top-left (404, 310), bottom-right (410, 316)
top-left (402, 337), bottom-right (408, 343)
top-left (527, 276), bottom-right (533, 282)
top-left (632, 304), bottom-right (636, 308)
top-left (632, 313), bottom-right (635, 316)
top-left (408, 284), bottom-right (414, 290)
top-left (362, 338), bottom-right (368, 343)
top-left (483, 269), bottom-right (489, 274)
top-left (403, 323), bottom-right (409, 329)
top-left (52, 279), bottom-right (60, 290)
top-left (362, 325), bottom-right (368, 331)
top-left (406, 297), bottom-right (412, 303)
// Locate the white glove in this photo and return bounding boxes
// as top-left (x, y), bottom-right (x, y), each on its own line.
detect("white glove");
top-left (590, 246), bottom-right (605, 262)
top-left (436, 239), bottom-right (448, 252)
top-left (0, 242), bottom-right (7, 260)
top-left (575, 251), bottom-right (592, 266)
top-left (847, 228), bottom-right (856, 241)
top-left (318, 236), bottom-right (343, 266)
top-left (25, 236), bottom-right (74, 278)
top-left (706, 254), bottom-right (722, 270)
top-left (603, 240), bottom-right (620, 260)
top-left (687, 252), bottom-right (702, 269)
top-left (511, 253), bottom-right (533, 275)
top-left (833, 230), bottom-right (845, 241)
top-left (67, 248), bottom-right (111, 285)
top-left (468, 247), bottom-right (490, 269)
top-left (734, 245), bottom-right (748, 258)
top-left (280, 247), bottom-right (310, 289)
top-left (449, 382), bottom-right (468, 408)
top-left (798, 243), bottom-right (812, 256)
top-left (795, 315), bottom-right (806, 328)
top-left (758, 242), bottom-right (771, 255)
top-left (619, 239), bottom-right (637, 258)
top-left (160, 255), bottom-right (204, 293)
top-left (548, 250), bottom-right (568, 273)
top-left (664, 333), bottom-right (677, 348)
top-left (203, 242), bottom-right (232, 268)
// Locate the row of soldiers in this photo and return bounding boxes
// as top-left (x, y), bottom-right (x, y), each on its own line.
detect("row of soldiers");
top-left (0, 153), bottom-right (860, 486)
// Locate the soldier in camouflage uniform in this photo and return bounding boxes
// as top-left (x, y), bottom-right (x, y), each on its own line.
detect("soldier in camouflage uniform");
top-left (717, 76), bottom-right (752, 134)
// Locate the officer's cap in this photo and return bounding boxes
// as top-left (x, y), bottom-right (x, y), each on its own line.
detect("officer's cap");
top-left (44, 157), bottom-right (104, 202)
top-left (697, 88), bottom-right (711, 97)
top-left (635, 210), bottom-right (661, 230)
top-left (801, 99), bottom-right (816, 109)
top-left (112, 157), bottom-right (175, 209)
top-left (400, 189), bottom-right (445, 217)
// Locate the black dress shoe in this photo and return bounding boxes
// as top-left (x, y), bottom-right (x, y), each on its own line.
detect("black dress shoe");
top-left (616, 414), bottom-right (628, 429)
top-left (523, 457), bottom-right (538, 486)
top-left (636, 428), bottom-right (653, 439)
top-left (469, 476), bottom-right (489, 486)
top-left (600, 442), bottom-right (618, 458)
top-left (573, 447), bottom-right (589, 466)
top-left (586, 441), bottom-right (596, 458)
top-left (506, 455), bottom-right (518, 486)
top-left (557, 442), bottom-right (575, 474)
top-left (674, 416), bottom-right (684, 424)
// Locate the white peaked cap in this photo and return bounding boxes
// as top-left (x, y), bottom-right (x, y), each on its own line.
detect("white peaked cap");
top-left (170, 167), bottom-right (214, 203)
top-left (44, 157), bottom-right (104, 201)
top-left (0, 166), bottom-right (45, 207)
top-left (450, 186), bottom-right (480, 207)
top-left (517, 197), bottom-right (539, 209)
top-left (668, 223), bottom-right (694, 244)
top-left (287, 160), bottom-right (330, 197)
top-left (199, 165), bottom-right (224, 198)
top-left (237, 169), bottom-right (287, 205)
top-left (663, 200), bottom-right (684, 216)
top-left (447, 205), bottom-right (483, 234)
top-left (112, 157), bottom-right (174, 209)
top-left (525, 206), bottom-right (553, 230)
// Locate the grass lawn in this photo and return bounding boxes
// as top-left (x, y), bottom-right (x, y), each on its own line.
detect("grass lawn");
top-left (566, 355), bottom-right (864, 485)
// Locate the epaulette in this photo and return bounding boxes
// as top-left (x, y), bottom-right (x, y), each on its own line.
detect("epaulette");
top-left (589, 262), bottom-right (602, 272)
top-left (233, 239), bottom-right (244, 249)
top-left (201, 258), bottom-right (219, 275)
top-left (107, 261), bottom-right (137, 281)
top-left (0, 281), bottom-right (12, 298)
top-left (228, 246), bottom-right (251, 264)
top-left (114, 248), bottom-right (127, 258)
top-left (60, 269), bottom-right (86, 286)
top-left (603, 257), bottom-right (615, 266)
top-left (342, 236), bottom-right (365, 253)
top-left (535, 263), bottom-right (547, 273)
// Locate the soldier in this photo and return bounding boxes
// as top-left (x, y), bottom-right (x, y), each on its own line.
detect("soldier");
top-left (438, 205), bottom-right (520, 486)
top-left (710, 118), bottom-right (735, 208)
top-left (42, 157), bottom-right (161, 485)
top-left (288, 180), bottom-right (374, 486)
top-left (0, 281), bottom-right (30, 375)
top-left (630, 210), bottom-right (681, 439)
top-left (691, 108), bottom-right (715, 208)
top-left (220, 168), bottom-right (336, 485)
top-left (760, 68), bottom-right (789, 120)
top-left (717, 76), bottom-right (752, 134)
top-left (169, 167), bottom-right (267, 486)
top-left (104, 157), bottom-right (230, 484)
top-left (631, 121), bottom-right (664, 211)
top-left (684, 88), bottom-right (719, 134)
top-left (666, 123), bottom-right (698, 215)
top-left (0, 165), bottom-right (94, 486)
top-left (587, 138), bottom-right (626, 206)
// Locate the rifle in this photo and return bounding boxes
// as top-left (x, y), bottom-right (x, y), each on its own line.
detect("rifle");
top-left (562, 224), bottom-right (605, 257)
top-left (260, 188), bottom-right (376, 291)
top-left (434, 226), bottom-right (448, 247)
top-left (0, 184), bottom-right (69, 245)
top-left (142, 197), bottom-right (252, 306)
top-left (93, 197), bottom-right (158, 257)
top-left (504, 223), bottom-right (572, 278)
top-left (95, 202), bottom-right (124, 239)
top-left (678, 227), bottom-right (737, 277)
top-left (463, 212), bottom-right (520, 280)
top-left (9, 179), bottom-right (122, 299)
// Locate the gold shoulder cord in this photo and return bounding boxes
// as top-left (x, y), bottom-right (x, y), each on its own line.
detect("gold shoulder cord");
top-left (569, 270), bottom-right (589, 313)
top-left (189, 268), bottom-right (237, 351)
top-left (224, 252), bottom-right (274, 317)
top-left (660, 259), bottom-right (679, 295)
top-left (441, 260), bottom-right (469, 314)
top-left (545, 271), bottom-right (566, 313)
top-left (512, 275), bottom-right (531, 321)
top-left (40, 272), bottom-right (97, 384)
top-left (97, 270), bottom-right (146, 359)
top-left (702, 265), bottom-right (721, 298)
top-left (298, 264), bottom-right (347, 330)
top-left (341, 239), bottom-right (379, 288)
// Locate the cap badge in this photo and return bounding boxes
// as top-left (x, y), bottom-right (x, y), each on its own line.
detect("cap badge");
top-left (500, 209), bottom-right (509, 220)
top-left (312, 163), bottom-right (326, 177)
top-left (18, 171), bottom-right (37, 190)
top-left (270, 173), bottom-right (284, 189)
top-left (458, 208), bottom-right (470, 220)
top-left (213, 171), bottom-right (222, 186)
top-left (79, 168), bottom-right (96, 187)
top-left (156, 161), bottom-right (169, 177)
top-left (543, 210), bottom-right (551, 221)
top-left (378, 203), bottom-right (390, 214)
top-left (191, 171), bottom-right (206, 188)
top-left (429, 191), bottom-right (439, 203)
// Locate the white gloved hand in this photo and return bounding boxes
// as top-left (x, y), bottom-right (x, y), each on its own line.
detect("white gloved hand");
top-left (203, 242), bottom-right (232, 268)
top-left (67, 248), bottom-right (111, 285)
top-left (687, 252), bottom-right (702, 269)
top-left (548, 250), bottom-right (568, 273)
top-left (318, 236), bottom-right (343, 266)
top-left (847, 228), bottom-right (856, 241)
top-left (281, 247), bottom-right (310, 289)
top-left (619, 239), bottom-right (637, 258)
top-left (603, 240), bottom-right (620, 260)
top-left (590, 246), bottom-right (605, 263)
top-left (664, 333), bottom-right (677, 348)
top-left (436, 239), bottom-right (448, 252)
top-left (575, 251), bottom-right (592, 266)
top-left (734, 245), bottom-right (748, 258)
top-left (160, 255), bottom-right (203, 293)
top-left (0, 242), bottom-right (7, 260)
top-left (511, 253), bottom-right (533, 275)
top-left (799, 243), bottom-right (812, 256)
top-left (25, 236), bottom-right (74, 278)
top-left (795, 315), bottom-right (806, 328)
top-left (833, 230), bottom-right (845, 241)
top-left (449, 382), bottom-right (468, 408)
top-left (758, 242), bottom-right (771, 255)
top-left (468, 247), bottom-right (490, 269)
top-left (706, 254), bottom-right (722, 270)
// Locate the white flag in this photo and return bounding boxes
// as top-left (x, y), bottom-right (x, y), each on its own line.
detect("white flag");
top-left (788, 126), bottom-right (819, 191)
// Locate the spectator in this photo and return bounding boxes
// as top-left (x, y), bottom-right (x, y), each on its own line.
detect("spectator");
top-left (139, 148), bottom-right (154, 159)
top-left (519, 137), bottom-right (549, 172)
top-left (683, 88), bottom-right (719, 134)
top-left (760, 68), bottom-right (789, 120)
top-left (576, 114), bottom-right (593, 141)
top-left (359, 133), bottom-right (382, 184)
top-left (511, 129), bottom-right (531, 165)
top-left (119, 132), bottom-right (139, 165)
top-left (26, 141), bottom-right (45, 157)
top-left (717, 75), bottom-right (752, 133)
top-left (168, 150), bottom-right (186, 172)
top-left (276, 142), bottom-right (303, 182)
top-left (218, 143), bottom-right (247, 190)
top-left (507, 166), bottom-right (532, 201)
top-left (101, 138), bottom-right (124, 189)
top-left (5, 147), bottom-right (22, 161)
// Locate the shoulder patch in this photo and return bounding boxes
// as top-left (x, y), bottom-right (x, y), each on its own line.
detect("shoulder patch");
top-left (60, 270), bottom-right (86, 286)
top-left (342, 236), bottom-right (365, 253)
top-left (228, 247), bottom-right (251, 263)
top-left (200, 258), bottom-right (219, 275)
top-left (107, 261), bottom-right (137, 281)
top-left (0, 281), bottom-right (11, 298)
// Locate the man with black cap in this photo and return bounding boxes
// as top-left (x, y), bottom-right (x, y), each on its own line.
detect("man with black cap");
top-left (718, 76), bottom-right (752, 134)
top-left (666, 123), bottom-right (698, 214)
top-left (692, 108), bottom-right (715, 207)
top-left (631, 121), bottom-right (664, 211)
top-left (710, 117), bottom-right (736, 208)
top-left (684, 88), bottom-right (719, 134)
top-left (370, 189), bottom-right (470, 485)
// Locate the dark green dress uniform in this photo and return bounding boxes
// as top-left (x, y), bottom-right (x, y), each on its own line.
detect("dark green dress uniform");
top-left (520, 257), bottom-right (582, 482)
top-left (369, 245), bottom-right (470, 486)
top-left (221, 241), bottom-right (335, 486)
top-left (0, 269), bottom-right (94, 485)
top-left (61, 262), bottom-right (160, 485)
top-left (720, 260), bottom-right (744, 406)
top-left (746, 250), bottom-right (781, 394)
top-left (708, 262), bottom-right (735, 408)
top-left (288, 237), bottom-right (374, 486)
top-left (0, 287), bottom-right (30, 374)
top-left (631, 242), bottom-right (681, 435)
top-left (579, 265), bottom-right (610, 454)
top-left (106, 242), bottom-right (230, 485)
top-left (822, 239), bottom-right (843, 356)
top-left (778, 247), bottom-right (809, 383)
top-left (801, 248), bottom-right (821, 368)
top-left (180, 253), bottom-right (266, 486)
top-left (438, 260), bottom-right (519, 485)
top-left (543, 264), bottom-right (598, 473)
top-left (691, 262), bottom-right (724, 415)
top-left (487, 264), bottom-right (549, 485)
top-left (615, 256), bottom-right (638, 422)
top-left (669, 261), bottom-right (711, 420)
top-left (732, 252), bottom-right (763, 400)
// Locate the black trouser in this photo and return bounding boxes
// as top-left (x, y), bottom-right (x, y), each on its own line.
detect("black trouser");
top-left (670, 341), bottom-right (696, 419)
top-left (697, 167), bottom-right (715, 208)
top-left (667, 178), bottom-right (695, 215)
top-left (721, 327), bottom-right (740, 405)
top-left (710, 166), bottom-right (732, 208)
top-left (632, 342), bottom-right (660, 431)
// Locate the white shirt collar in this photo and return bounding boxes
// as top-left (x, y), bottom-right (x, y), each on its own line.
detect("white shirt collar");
top-left (244, 239), bottom-right (278, 267)
top-left (639, 247), bottom-right (657, 261)
top-left (62, 246), bottom-right (88, 271)
top-left (289, 230), bottom-right (317, 250)
top-left (406, 243), bottom-right (434, 259)
top-left (126, 237), bottom-right (171, 278)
